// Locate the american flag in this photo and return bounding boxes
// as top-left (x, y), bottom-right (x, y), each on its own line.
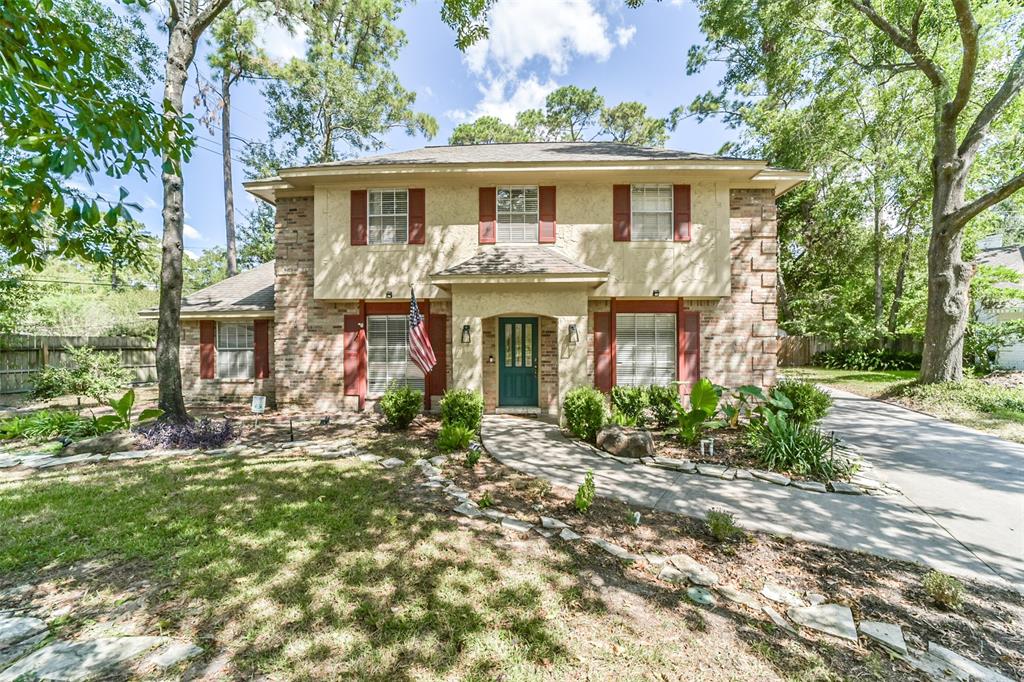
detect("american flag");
top-left (408, 288), bottom-right (437, 375)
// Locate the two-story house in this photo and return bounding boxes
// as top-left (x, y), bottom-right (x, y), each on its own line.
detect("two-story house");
top-left (157, 142), bottom-right (806, 417)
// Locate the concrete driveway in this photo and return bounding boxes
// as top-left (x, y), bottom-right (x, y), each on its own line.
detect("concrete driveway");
top-left (821, 387), bottom-right (1024, 590)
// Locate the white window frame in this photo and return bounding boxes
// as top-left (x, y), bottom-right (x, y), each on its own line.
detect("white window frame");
top-left (496, 185), bottom-right (539, 243)
top-left (615, 313), bottom-right (677, 387)
top-left (366, 315), bottom-right (425, 397)
top-left (216, 321), bottom-right (254, 380)
top-left (630, 184), bottom-right (673, 241)
top-left (367, 188), bottom-right (409, 245)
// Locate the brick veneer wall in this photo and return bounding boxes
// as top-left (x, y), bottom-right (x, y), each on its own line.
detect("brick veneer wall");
top-left (180, 320), bottom-right (276, 402)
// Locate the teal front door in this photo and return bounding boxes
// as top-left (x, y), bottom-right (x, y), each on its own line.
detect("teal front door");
top-left (498, 317), bottom-right (538, 407)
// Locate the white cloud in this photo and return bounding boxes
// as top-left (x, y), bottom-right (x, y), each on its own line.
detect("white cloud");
top-left (465, 0), bottom-right (615, 77)
top-left (183, 224), bottom-right (203, 241)
top-left (447, 74), bottom-right (558, 124)
top-left (422, 85), bottom-right (434, 98)
top-left (184, 249), bottom-right (197, 260)
top-left (142, 195), bottom-right (159, 209)
top-left (615, 25), bottom-right (637, 47)
top-left (258, 19), bottom-right (307, 63)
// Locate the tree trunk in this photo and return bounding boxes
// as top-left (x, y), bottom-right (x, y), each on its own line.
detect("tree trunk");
top-left (886, 224), bottom-right (912, 340)
top-left (155, 22), bottom-right (197, 422)
top-left (222, 69), bottom-right (237, 277)
top-left (872, 188), bottom-right (883, 342)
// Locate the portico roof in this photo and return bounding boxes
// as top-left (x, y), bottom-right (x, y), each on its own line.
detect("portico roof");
top-left (430, 246), bottom-right (608, 286)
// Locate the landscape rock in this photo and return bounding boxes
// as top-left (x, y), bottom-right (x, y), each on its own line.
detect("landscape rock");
top-left (559, 528), bottom-right (581, 541)
top-left (454, 503), bottom-right (483, 519)
top-left (720, 468), bottom-right (737, 480)
top-left (38, 453), bottom-right (103, 469)
top-left (590, 538), bottom-right (644, 562)
top-left (540, 516), bottom-right (567, 529)
top-left (0, 636), bottom-right (166, 682)
top-left (734, 469), bottom-right (752, 480)
top-left (761, 582), bottom-right (806, 607)
top-left (927, 642), bottom-right (1014, 682)
top-left (644, 553), bottom-right (668, 568)
top-left (500, 517), bottom-right (533, 534)
top-left (806, 592), bottom-right (827, 606)
top-left (482, 509), bottom-right (507, 521)
top-left (534, 527), bottom-right (556, 538)
top-left (647, 456), bottom-right (696, 472)
top-left (429, 455), bottom-right (447, 467)
top-left (107, 450), bottom-right (156, 461)
top-left (379, 457), bottom-right (405, 469)
top-left (19, 456), bottom-right (58, 469)
top-left (668, 553), bottom-right (719, 586)
top-left (858, 621), bottom-right (907, 656)
top-left (829, 482), bottom-right (863, 495)
top-left (750, 470), bottom-right (791, 486)
top-left (596, 426), bottom-right (655, 459)
top-left (696, 464), bottom-right (728, 477)
top-left (0, 616), bottom-right (46, 647)
top-left (62, 431), bottom-right (138, 455)
top-left (762, 606), bottom-right (797, 636)
top-left (357, 454), bottom-right (382, 463)
top-left (687, 587), bottom-right (717, 606)
top-left (0, 457), bottom-right (20, 469)
top-left (792, 480), bottom-right (827, 493)
top-left (657, 564), bottom-right (687, 584)
top-left (850, 474), bottom-right (883, 490)
top-left (787, 604), bottom-right (857, 641)
top-left (147, 641), bottom-right (203, 669)
top-left (716, 585), bottom-right (760, 610)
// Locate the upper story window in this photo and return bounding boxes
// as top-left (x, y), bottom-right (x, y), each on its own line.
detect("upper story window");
top-left (368, 189), bottom-right (408, 244)
top-left (217, 322), bottom-right (254, 380)
top-left (496, 185), bottom-right (539, 243)
top-left (631, 184), bottom-right (673, 241)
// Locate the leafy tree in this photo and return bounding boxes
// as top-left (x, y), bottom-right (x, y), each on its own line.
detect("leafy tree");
top-left (449, 115), bottom-right (526, 145)
top-left (600, 102), bottom-right (668, 146)
top-left (545, 86), bottom-right (604, 141)
top-left (184, 248), bottom-right (230, 293)
top-left (238, 203), bottom-right (276, 267)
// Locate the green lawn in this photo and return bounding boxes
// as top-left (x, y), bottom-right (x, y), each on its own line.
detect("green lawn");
top-left (786, 367), bottom-right (1024, 443)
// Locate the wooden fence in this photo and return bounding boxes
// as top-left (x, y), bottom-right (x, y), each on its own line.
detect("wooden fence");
top-left (0, 334), bottom-right (156, 395)
top-left (778, 335), bottom-right (923, 367)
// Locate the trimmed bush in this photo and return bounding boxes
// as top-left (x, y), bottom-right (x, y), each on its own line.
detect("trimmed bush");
top-left (646, 384), bottom-right (681, 429)
top-left (379, 384), bottom-right (422, 429)
top-left (563, 386), bottom-right (607, 442)
top-left (774, 380), bottom-right (832, 425)
top-left (610, 386), bottom-right (649, 427)
top-left (440, 389), bottom-right (484, 432)
top-left (437, 423), bottom-right (475, 453)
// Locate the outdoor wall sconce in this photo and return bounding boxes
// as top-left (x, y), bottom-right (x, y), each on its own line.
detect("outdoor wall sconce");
top-left (461, 324), bottom-right (472, 343)
top-left (385, 291), bottom-right (393, 299)
top-left (567, 324), bottom-right (580, 344)
top-left (487, 354), bottom-right (495, 364)
top-left (652, 289), bottom-right (660, 297)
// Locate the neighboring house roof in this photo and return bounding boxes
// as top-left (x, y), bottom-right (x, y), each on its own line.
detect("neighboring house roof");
top-left (975, 245), bottom-right (1024, 290)
top-left (138, 260), bottom-right (275, 319)
top-left (431, 246), bottom-right (608, 284)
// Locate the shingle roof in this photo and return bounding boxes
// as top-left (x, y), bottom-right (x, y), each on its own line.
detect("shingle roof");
top-left (432, 246), bottom-right (606, 278)
top-left (288, 142), bottom-right (752, 169)
top-left (141, 261), bottom-right (275, 317)
top-left (976, 245), bottom-right (1024, 289)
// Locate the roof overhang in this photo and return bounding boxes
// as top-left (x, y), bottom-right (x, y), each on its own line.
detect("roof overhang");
top-left (430, 272), bottom-right (609, 288)
top-left (138, 309), bottom-right (275, 320)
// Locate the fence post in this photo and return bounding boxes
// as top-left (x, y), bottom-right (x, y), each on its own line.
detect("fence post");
top-left (40, 338), bottom-right (48, 369)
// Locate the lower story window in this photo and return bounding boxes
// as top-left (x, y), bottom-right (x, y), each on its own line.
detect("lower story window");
top-left (367, 315), bottom-right (425, 396)
top-left (615, 313), bottom-right (676, 387)
top-left (217, 322), bottom-right (254, 379)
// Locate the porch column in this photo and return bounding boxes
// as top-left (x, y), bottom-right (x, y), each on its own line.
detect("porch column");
top-left (556, 314), bottom-right (588, 420)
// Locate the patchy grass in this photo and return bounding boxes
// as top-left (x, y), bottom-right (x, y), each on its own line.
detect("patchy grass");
top-left (786, 367), bottom-right (1024, 443)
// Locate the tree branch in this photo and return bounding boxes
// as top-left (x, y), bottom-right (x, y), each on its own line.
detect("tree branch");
top-left (958, 44), bottom-right (1024, 158)
top-left (846, 0), bottom-right (947, 89)
top-left (947, 0), bottom-right (979, 121)
top-left (955, 171), bottom-right (1024, 225)
top-left (190, 0), bottom-right (233, 37)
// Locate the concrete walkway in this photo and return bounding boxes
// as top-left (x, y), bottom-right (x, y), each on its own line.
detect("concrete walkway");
top-left (481, 415), bottom-right (1014, 589)
top-left (820, 387), bottom-right (1024, 591)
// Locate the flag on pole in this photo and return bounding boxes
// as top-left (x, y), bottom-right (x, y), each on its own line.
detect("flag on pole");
top-left (408, 288), bottom-right (437, 375)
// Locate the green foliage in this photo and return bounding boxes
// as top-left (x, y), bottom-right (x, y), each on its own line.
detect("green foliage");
top-left (921, 571), bottom-right (965, 610)
top-left (774, 380), bottom-right (832, 425)
top-left (673, 378), bottom-right (720, 445)
top-left (477, 491), bottom-right (494, 509)
top-left (646, 385), bottom-right (682, 429)
top-left (610, 386), bottom-right (649, 427)
top-left (464, 447), bottom-right (482, 468)
top-left (0, 409), bottom-right (106, 442)
top-left (746, 411), bottom-right (850, 481)
top-left (608, 409), bottom-right (637, 427)
top-left (705, 509), bottom-right (743, 542)
top-left (436, 423), bottom-right (475, 453)
top-left (814, 349), bottom-right (921, 371)
top-left (964, 320), bottom-right (1024, 374)
top-left (893, 380), bottom-right (1024, 415)
top-left (440, 388), bottom-right (484, 432)
top-left (719, 385), bottom-right (765, 427)
top-left (94, 388), bottom-right (162, 433)
top-left (563, 387), bottom-right (608, 442)
top-left (184, 248), bottom-right (229, 294)
top-left (378, 384), bottom-right (422, 430)
top-left (30, 346), bottom-right (132, 403)
top-left (574, 470), bottom-right (596, 513)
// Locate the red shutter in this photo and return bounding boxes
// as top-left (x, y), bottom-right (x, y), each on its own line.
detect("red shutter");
top-left (428, 313), bottom-right (447, 398)
top-left (679, 307), bottom-right (701, 396)
top-left (593, 312), bottom-right (612, 393)
top-left (408, 188), bottom-right (425, 244)
top-left (199, 321), bottom-right (215, 380)
top-left (350, 190), bottom-right (367, 245)
top-left (343, 313), bottom-right (366, 408)
top-left (479, 187), bottom-right (496, 244)
top-left (673, 184), bottom-right (691, 242)
top-left (538, 186), bottom-right (556, 243)
top-left (253, 319), bottom-right (271, 379)
top-left (613, 184), bottom-right (631, 241)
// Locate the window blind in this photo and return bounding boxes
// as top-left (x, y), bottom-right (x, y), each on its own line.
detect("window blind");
top-left (216, 322), bottom-right (255, 380)
top-left (631, 184), bottom-right (673, 241)
top-left (615, 313), bottom-right (676, 387)
top-left (367, 315), bottom-right (425, 396)
top-left (368, 189), bottom-right (409, 244)
top-left (496, 185), bottom-right (539, 243)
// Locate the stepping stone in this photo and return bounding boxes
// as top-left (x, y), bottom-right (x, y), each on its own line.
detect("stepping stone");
top-left (858, 621), bottom-right (907, 656)
top-left (792, 480), bottom-right (827, 493)
top-left (720, 468), bottom-right (737, 480)
top-left (379, 457), bottom-right (405, 469)
top-left (787, 604), bottom-right (857, 641)
top-left (559, 528), bottom-right (580, 541)
top-left (762, 605), bottom-right (797, 636)
top-left (657, 564), bottom-right (687, 584)
top-left (761, 581), bottom-right (806, 607)
top-left (687, 587), bottom-right (717, 606)
top-left (500, 517), bottom-right (533, 534)
top-left (38, 454), bottom-right (103, 468)
top-left (829, 481), bottom-right (863, 495)
top-left (716, 585), bottom-right (760, 610)
top-left (696, 464), bottom-right (728, 477)
top-left (0, 616), bottom-right (46, 647)
top-left (357, 454), bottom-right (382, 463)
top-left (589, 538), bottom-right (644, 562)
top-left (534, 527), bottom-right (556, 538)
top-left (751, 470), bottom-right (790, 486)
top-left (0, 457), bottom-right (20, 468)
top-left (540, 516), bottom-right (567, 529)
top-left (734, 469), bottom-right (752, 480)
top-left (482, 509), bottom-right (506, 521)
top-left (444, 485), bottom-right (468, 498)
top-left (19, 456), bottom-right (57, 469)
top-left (927, 642), bottom-right (1014, 682)
top-left (147, 641), bottom-right (203, 669)
top-left (668, 553), bottom-right (719, 586)
top-left (648, 457), bottom-right (696, 472)
top-left (420, 465), bottom-right (442, 478)
top-left (454, 503), bottom-right (483, 519)
top-left (0, 636), bottom-right (167, 682)
top-left (429, 455), bottom-right (447, 467)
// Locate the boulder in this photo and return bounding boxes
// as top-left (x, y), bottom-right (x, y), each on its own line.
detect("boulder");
top-left (596, 426), bottom-right (655, 459)
top-left (63, 431), bottom-right (139, 455)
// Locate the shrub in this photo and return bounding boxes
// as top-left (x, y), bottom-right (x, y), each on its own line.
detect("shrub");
top-left (705, 508), bottom-right (743, 542)
top-left (574, 469), bottom-right (596, 513)
top-left (608, 409), bottom-right (637, 427)
top-left (379, 384), bottom-right (422, 429)
top-left (440, 389), bottom-right (484, 432)
top-left (774, 380), bottom-right (832, 425)
top-left (437, 423), bottom-right (475, 453)
top-left (611, 386), bottom-right (649, 427)
top-left (136, 418), bottom-right (237, 450)
top-left (673, 378), bottom-right (720, 445)
top-left (0, 409), bottom-right (104, 442)
top-left (94, 389), bottom-right (162, 432)
top-left (478, 491), bottom-right (494, 509)
top-left (813, 348), bottom-right (921, 371)
top-left (895, 379), bottom-right (1024, 414)
top-left (464, 447), bottom-right (482, 467)
top-left (646, 385), bottom-right (681, 429)
top-left (563, 386), bottom-right (607, 442)
top-left (922, 571), bottom-right (964, 610)
top-left (746, 411), bottom-right (851, 480)
top-left (30, 346), bottom-right (132, 403)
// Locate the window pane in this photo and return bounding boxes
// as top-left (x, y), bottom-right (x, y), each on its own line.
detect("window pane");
top-left (615, 313), bottom-right (676, 388)
top-left (514, 324), bottom-right (522, 367)
top-left (367, 189), bottom-right (409, 244)
top-left (496, 185), bottom-right (539, 243)
top-left (631, 185), bottom-right (673, 241)
top-left (504, 324), bottom-right (512, 367)
top-left (366, 314), bottom-right (425, 396)
top-left (524, 323), bottom-right (533, 367)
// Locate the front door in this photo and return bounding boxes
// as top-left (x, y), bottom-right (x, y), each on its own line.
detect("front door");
top-left (498, 317), bottom-right (538, 407)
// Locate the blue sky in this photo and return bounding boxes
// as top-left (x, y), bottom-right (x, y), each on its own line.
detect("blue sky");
top-left (102, 0), bottom-right (735, 255)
